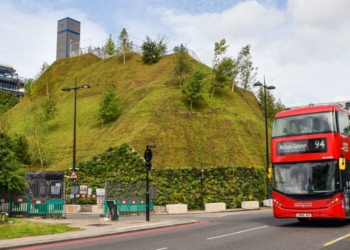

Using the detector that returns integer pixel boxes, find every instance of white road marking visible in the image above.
[155,248,168,250]
[207,225,268,240]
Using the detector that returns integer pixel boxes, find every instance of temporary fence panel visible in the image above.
[29,180,64,200]
[10,197,30,218]
[28,199,46,218]
[118,199,130,214]
[46,199,64,218]
[0,198,11,213]
[29,180,48,199]
[104,199,154,215]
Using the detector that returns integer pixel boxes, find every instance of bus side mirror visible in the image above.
[339,158,346,170]
[267,167,272,179]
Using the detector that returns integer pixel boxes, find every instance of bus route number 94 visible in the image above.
[314,140,325,148]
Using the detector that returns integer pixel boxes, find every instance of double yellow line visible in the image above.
[324,233,350,246]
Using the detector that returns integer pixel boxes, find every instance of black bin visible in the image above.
[107,200,119,221]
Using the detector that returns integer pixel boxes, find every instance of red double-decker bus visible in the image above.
[271,102,350,221]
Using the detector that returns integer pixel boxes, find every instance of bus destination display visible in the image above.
[277,138,327,156]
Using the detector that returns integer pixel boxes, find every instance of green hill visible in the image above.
[7,52,267,171]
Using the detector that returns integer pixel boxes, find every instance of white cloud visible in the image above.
[156,0,350,106]
[0,1,107,78]
[1,0,350,107]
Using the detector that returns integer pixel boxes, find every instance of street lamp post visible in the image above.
[62,77,90,204]
[254,78,275,200]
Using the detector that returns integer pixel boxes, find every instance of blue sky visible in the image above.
[1,0,350,107]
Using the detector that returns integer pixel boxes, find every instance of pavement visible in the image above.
[0,208,263,249]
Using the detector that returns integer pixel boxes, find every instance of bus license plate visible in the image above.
[296,213,311,218]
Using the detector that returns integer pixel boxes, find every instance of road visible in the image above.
[19,210,350,250]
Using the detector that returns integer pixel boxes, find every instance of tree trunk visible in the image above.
[34,124,44,168]
[211,87,215,98]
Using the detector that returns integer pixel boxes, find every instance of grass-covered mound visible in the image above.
[7,52,267,170]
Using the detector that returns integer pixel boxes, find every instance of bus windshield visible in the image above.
[272,112,334,137]
[273,161,340,194]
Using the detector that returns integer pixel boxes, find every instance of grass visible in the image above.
[0,218,81,239]
[6,52,269,171]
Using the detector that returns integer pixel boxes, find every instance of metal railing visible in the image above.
[70,45,201,63]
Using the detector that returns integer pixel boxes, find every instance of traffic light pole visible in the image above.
[144,145,156,222]
[146,168,150,222]
[201,164,204,211]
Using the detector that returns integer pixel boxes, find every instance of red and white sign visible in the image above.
[70,170,78,179]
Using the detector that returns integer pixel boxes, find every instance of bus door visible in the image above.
[344,185,350,217]
[342,165,350,217]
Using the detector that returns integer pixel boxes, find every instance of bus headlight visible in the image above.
[274,198,282,207]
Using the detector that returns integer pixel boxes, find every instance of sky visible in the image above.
[1,0,350,107]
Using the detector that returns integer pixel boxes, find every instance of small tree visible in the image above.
[118,28,131,53]
[156,35,168,56]
[181,69,207,110]
[223,58,239,93]
[141,35,167,64]
[173,49,192,87]
[34,62,49,80]
[141,36,160,64]
[236,45,257,91]
[104,34,116,56]
[0,111,10,134]
[210,39,230,98]
[274,98,286,115]
[11,133,31,165]
[0,133,27,194]
[257,87,284,123]
[99,87,119,128]
[26,110,50,167]
[0,91,19,114]
[0,92,18,134]
[22,78,51,168]
[24,78,35,101]
[41,94,58,123]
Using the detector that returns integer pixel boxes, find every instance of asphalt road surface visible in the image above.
[18,210,350,250]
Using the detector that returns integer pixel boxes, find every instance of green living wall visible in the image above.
[66,143,267,209]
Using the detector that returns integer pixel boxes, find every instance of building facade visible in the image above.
[0,63,24,97]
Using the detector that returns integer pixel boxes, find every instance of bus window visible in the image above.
[337,111,350,135]
[274,161,339,194]
[272,112,334,137]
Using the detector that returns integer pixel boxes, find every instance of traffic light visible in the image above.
[144,148,152,163]
[144,145,156,171]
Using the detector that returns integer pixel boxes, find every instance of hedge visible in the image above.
[65,143,267,209]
